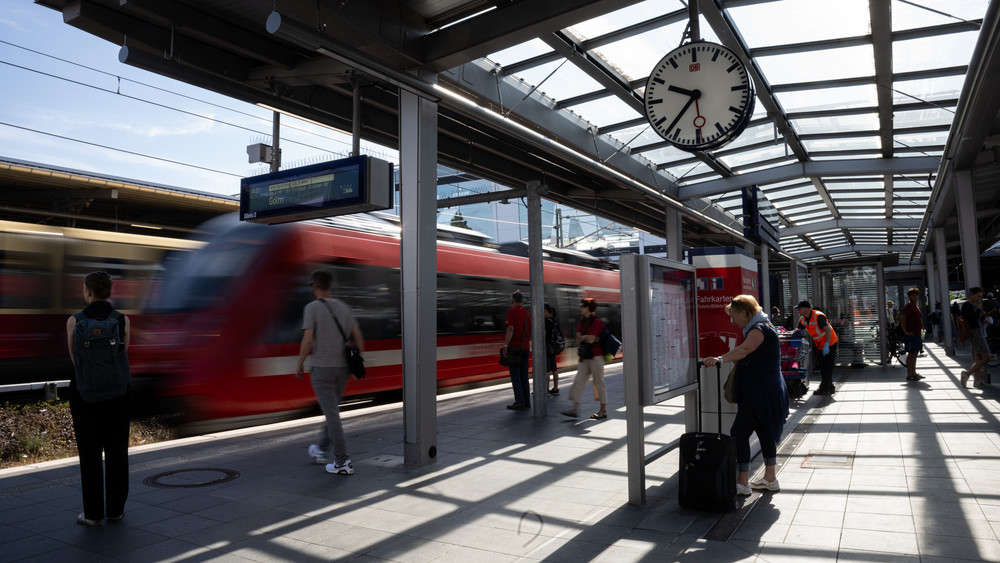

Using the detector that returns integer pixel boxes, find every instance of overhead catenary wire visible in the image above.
[0,39,350,147]
[0,59,337,156]
[0,121,243,177]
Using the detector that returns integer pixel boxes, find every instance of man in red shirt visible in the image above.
[503,290,531,410]
[900,287,924,381]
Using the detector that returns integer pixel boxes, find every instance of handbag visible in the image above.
[319,299,366,379]
[499,346,522,367]
[722,364,737,404]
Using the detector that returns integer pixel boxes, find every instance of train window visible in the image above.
[453,275,511,334]
[0,249,54,309]
[329,262,401,341]
[437,273,460,335]
[63,253,166,311]
[146,225,273,313]
[261,272,314,345]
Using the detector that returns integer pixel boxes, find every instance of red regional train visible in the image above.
[133,212,622,430]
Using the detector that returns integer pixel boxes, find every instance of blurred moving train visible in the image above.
[0,219,202,389]
[1,213,622,429]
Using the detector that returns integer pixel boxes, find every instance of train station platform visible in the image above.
[3,342,1000,562]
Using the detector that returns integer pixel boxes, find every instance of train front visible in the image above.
[131,218,315,428]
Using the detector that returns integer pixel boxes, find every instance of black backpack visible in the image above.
[551,318,566,354]
[72,311,130,402]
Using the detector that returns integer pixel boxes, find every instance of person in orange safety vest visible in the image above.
[796,300,838,396]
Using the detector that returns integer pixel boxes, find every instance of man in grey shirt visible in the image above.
[296,269,365,475]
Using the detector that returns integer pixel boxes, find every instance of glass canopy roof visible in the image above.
[481,0,987,264]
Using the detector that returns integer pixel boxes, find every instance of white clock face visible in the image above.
[644,42,755,152]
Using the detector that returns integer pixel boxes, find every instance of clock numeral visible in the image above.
[671,129,680,140]
[712,49,720,62]
[715,123,725,135]
[647,99,663,106]
[654,116,667,127]
[731,84,747,91]
[696,129,703,144]
[729,106,742,114]
[652,77,665,85]
[691,49,697,63]
[668,58,678,69]
[726,62,741,73]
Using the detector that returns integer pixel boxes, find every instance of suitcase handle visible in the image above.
[696,360,724,434]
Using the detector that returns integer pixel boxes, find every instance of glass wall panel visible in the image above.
[818,264,881,367]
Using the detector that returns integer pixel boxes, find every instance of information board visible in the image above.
[621,254,699,406]
[240,155,393,224]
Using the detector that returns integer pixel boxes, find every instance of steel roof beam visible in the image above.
[787,100,957,121]
[420,0,643,72]
[498,8,688,77]
[680,156,940,199]
[698,0,809,162]
[118,0,299,68]
[64,1,252,81]
[541,31,644,115]
[772,66,968,93]
[781,218,921,238]
[748,21,981,58]
[795,244,911,260]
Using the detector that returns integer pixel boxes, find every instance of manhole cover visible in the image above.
[801,450,855,469]
[143,468,240,488]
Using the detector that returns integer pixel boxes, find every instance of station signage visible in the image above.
[240,155,393,224]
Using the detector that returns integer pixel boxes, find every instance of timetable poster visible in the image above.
[649,264,697,395]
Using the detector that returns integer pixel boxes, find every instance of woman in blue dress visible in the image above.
[704,294,789,497]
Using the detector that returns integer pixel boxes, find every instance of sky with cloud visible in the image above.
[0,3,388,198]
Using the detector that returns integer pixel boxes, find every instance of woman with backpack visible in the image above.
[544,304,565,395]
[562,298,607,420]
[66,271,131,526]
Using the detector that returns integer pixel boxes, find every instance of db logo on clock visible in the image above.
[689,63,701,72]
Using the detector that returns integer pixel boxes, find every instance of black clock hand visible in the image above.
[665,95,696,134]
[668,85,697,97]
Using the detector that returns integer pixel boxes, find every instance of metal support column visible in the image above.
[622,254,644,506]
[955,171,981,289]
[760,246,770,314]
[527,180,547,417]
[789,261,800,307]
[663,206,695,452]
[350,74,362,157]
[270,111,281,173]
[876,259,887,365]
[934,229,953,355]
[665,207,682,261]
[811,265,821,307]
[926,250,938,343]
[400,80,438,468]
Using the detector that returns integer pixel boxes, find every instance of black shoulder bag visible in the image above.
[319,299,366,379]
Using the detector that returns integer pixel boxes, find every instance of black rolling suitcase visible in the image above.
[678,361,738,512]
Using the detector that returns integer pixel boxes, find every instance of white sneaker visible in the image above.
[307,444,329,464]
[960,371,970,388]
[77,513,100,526]
[750,478,780,492]
[736,483,752,496]
[326,460,354,475]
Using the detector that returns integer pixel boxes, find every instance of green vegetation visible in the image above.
[0,399,176,469]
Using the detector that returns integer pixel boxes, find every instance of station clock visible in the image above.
[643,41,755,152]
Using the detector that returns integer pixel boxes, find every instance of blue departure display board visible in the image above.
[240,155,393,224]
